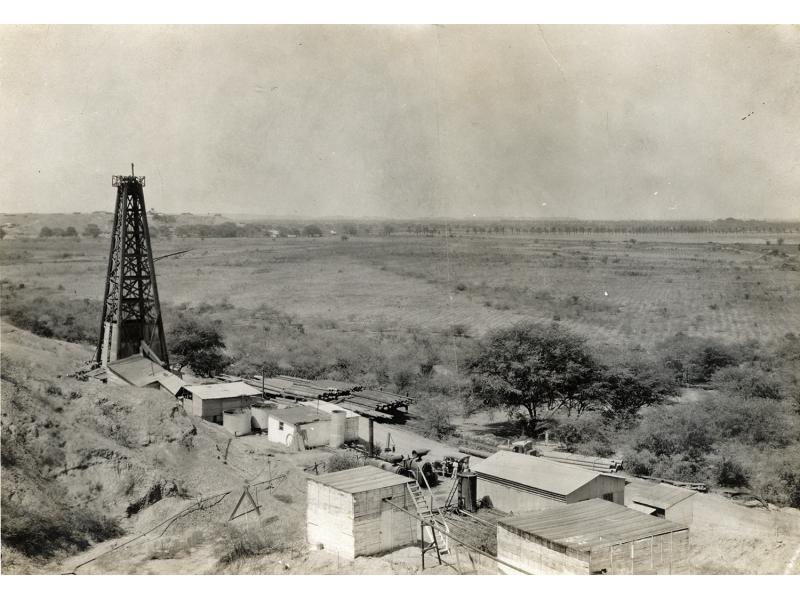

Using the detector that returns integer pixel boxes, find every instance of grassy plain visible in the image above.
[2,231,799,352]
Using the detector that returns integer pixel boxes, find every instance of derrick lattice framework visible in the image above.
[95,165,169,368]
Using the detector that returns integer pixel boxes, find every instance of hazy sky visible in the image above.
[1,25,798,219]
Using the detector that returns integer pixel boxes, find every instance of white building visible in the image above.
[307,466,418,559]
[267,406,331,448]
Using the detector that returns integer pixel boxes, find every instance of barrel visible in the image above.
[329,410,346,448]
[458,471,478,512]
[223,408,251,437]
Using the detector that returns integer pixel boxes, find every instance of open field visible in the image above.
[2,230,799,353]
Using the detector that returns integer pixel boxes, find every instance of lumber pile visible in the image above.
[537,450,622,473]
[224,373,414,418]
[328,390,413,418]
[637,474,708,493]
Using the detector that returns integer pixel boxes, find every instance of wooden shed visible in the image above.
[497,499,690,575]
[267,406,331,448]
[307,466,418,559]
[106,354,183,393]
[473,451,625,514]
[624,480,696,525]
[179,382,261,423]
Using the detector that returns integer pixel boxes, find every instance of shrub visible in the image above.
[326,453,362,473]
[710,365,784,400]
[704,396,792,448]
[657,334,742,384]
[714,456,750,487]
[1,499,123,558]
[417,396,455,439]
[631,404,715,459]
[623,448,658,476]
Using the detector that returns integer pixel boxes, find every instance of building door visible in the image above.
[379,502,395,552]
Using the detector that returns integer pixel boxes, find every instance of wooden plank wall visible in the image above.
[352,483,417,557]
[478,478,563,514]
[497,526,590,575]
[567,476,626,505]
[589,529,691,574]
[307,480,356,558]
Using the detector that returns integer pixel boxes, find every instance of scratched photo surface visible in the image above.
[0,25,799,576]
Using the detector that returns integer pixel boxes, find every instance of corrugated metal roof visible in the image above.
[472,451,605,496]
[498,499,687,552]
[153,370,185,395]
[629,503,658,515]
[270,406,331,426]
[107,355,168,387]
[626,481,696,510]
[311,465,412,494]
[184,381,261,400]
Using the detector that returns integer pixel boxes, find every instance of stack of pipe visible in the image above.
[537,450,622,473]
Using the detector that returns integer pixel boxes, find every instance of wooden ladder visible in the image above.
[407,481,449,558]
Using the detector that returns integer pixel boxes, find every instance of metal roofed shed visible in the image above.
[624,480,696,525]
[496,498,690,575]
[180,381,262,424]
[107,354,178,389]
[472,451,625,514]
[267,406,331,449]
[153,370,185,395]
[307,466,418,559]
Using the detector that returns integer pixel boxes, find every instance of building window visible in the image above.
[602,493,614,502]
[279,422,284,431]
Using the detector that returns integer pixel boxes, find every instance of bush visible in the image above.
[704,396,792,448]
[417,396,455,439]
[0,499,123,558]
[714,456,750,487]
[631,404,715,459]
[657,334,742,384]
[753,453,800,508]
[710,365,784,400]
[326,453,362,473]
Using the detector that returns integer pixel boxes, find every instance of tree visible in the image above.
[83,223,101,238]
[0,227,6,240]
[468,323,600,435]
[39,226,54,238]
[710,365,784,400]
[168,317,231,377]
[303,224,323,237]
[597,359,676,419]
[64,226,78,237]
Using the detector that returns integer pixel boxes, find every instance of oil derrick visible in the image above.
[95,164,169,368]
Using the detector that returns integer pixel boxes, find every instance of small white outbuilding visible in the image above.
[307,466,418,559]
[267,406,331,448]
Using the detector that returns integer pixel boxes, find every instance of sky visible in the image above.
[1,25,798,219]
